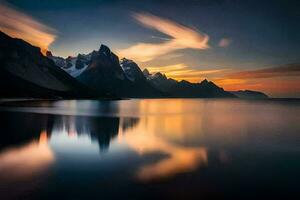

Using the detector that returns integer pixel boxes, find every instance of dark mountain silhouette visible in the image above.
[74,45,162,97]
[0,108,139,153]
[143,70,235,98]
[230,90,268,99]
[0,31,103,98]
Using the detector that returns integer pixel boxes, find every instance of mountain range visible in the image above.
[0,31,268,99]
[0,31,102,98]
[143,70,235,98]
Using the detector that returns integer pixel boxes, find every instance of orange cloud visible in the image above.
[147,63,187,74]
[214,78,247,86]
[117,12,209,62]
[0,3,56,54]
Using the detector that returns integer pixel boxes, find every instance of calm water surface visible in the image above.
[0,99,299,199]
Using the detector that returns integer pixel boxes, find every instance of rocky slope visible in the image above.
[0,31,101,98]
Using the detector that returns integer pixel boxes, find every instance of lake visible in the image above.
[0,99,299,199]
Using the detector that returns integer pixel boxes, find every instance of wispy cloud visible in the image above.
[0,3,56,54]
[227,63,300,79]
[213,63,300,97]
[218,38,231,47]
[147,63,187,74]
[117,12,209,62]
[147,63,227,82]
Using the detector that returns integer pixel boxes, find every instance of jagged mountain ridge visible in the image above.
[48,45,163,98]
[143,70,235,98]
[0,31,103,98]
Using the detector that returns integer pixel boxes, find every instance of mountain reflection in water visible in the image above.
[0,99,299,199]
[0,99,207,180]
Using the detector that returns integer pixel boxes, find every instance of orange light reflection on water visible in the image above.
[121,100,208,181]
[0,130,54,181]
[124,130,207,181]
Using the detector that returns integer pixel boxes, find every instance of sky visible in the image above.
[0,0,300,97]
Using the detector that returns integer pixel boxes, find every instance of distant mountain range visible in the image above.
[143,70,235,98]
[229,90,268,99]
[0,31,268,99]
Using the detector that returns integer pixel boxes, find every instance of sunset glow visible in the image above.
[147,63,227,82]
[1,1,300,199]
[0,0,299,97]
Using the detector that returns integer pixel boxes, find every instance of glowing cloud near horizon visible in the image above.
[117,12,209,62]
[147,63,227,82]
[0,4,56,54]
[213,64,300,97]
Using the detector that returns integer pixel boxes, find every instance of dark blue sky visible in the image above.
[5,0,299,63]
[1,0,300,96]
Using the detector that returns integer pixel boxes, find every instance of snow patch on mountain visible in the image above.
[47,51,91,77]
[120,58,136,81]
[63,63,89,77]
